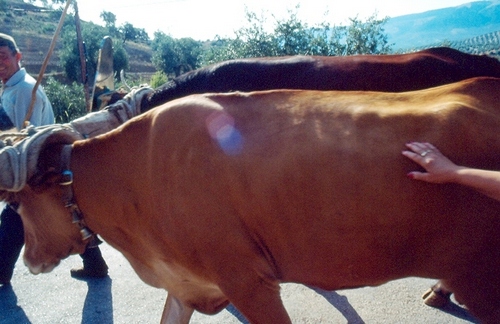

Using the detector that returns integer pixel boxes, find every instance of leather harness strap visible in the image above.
[59,144,99,246]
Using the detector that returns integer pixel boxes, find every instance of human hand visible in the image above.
[402,142,462,183]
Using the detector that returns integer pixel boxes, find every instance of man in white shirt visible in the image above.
[0,33,108,285]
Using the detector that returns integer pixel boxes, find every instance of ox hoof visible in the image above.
[422,287,451,308]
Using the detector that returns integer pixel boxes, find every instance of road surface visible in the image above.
[0,242,479,324]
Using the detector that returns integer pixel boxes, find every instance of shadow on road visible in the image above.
[314,287,479,324]
[226,304,249,323]
[81,277,113,324]
[439,301,478,323]
[0,283,31,324]
[223,288,365,324]
[313,288,366,323]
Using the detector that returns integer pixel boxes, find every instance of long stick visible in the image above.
[74,1,91,112]
[23,0,73,129]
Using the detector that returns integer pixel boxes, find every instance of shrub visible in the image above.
[149,71,168,88]
[43,77,87,123]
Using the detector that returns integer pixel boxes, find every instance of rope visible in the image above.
[0,124,82,191]
[68,85,153,137]
[0,146,25,192]
[23,0,73,129]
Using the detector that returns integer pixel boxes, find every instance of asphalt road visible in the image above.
[0,242,479,324]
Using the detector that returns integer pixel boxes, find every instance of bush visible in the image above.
[43,77,87,123]
[149,71,168,88]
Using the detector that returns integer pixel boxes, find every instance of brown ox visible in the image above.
[1,77,500,323]
[140,47,500,111]
[108,47,500,308]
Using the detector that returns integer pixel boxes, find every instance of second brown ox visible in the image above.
[1,77,500,323]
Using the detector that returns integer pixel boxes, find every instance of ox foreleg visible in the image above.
[160,294,194,324]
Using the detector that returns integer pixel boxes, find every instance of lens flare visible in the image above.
[206,111,243,155]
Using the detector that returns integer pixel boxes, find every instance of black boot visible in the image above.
[70,245,108,279]
[0,205,24,285]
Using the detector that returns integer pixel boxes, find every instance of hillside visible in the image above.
[2,0,500,82]
[386,1,500,50]
[0,0,154,81]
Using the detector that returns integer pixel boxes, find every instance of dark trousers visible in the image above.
[0,205,24,282]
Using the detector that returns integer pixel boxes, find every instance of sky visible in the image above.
[68,0,477,41]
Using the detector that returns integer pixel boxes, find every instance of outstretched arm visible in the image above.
[402,142,500,202]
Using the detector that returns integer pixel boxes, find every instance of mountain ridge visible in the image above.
[386,1,500,49]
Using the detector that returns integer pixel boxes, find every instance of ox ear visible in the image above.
[28,142,68,191]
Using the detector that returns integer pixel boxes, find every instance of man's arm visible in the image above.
[12,85,47,129]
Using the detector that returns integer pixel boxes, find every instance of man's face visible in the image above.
[0,46,21,84]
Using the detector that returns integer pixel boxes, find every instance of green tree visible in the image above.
[151,32,202,76]
[272,7,316,55]
[135,28,150,44]
[113,45,129,81]
[234,9,276,57]
[117,22,150,44]
[119,22,137,43]
[200,7,392,65]
[200,37,244,66]
[60,22,129,84]
[100,11,116,28]
[342,14,392,55]
[100,10,119,37]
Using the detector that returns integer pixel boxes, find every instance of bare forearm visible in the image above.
[453,167,500,202]
[403,142,500,202]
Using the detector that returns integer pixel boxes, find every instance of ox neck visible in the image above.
[60,144,99,247]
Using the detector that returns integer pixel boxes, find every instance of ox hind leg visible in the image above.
[160,294,194,324]
[444,270,500,324]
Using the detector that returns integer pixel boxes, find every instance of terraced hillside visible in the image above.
[0,0,154,82]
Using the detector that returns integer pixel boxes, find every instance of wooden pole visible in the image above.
[74,1,91,112]
[23,0,73,128]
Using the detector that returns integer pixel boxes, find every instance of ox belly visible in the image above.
[70,80,500,323]
[130,254,228,314]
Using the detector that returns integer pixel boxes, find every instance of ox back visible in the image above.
[141,47,500,111]
[15,78,500,323]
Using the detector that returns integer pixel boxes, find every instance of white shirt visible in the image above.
[0,68,54,130]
